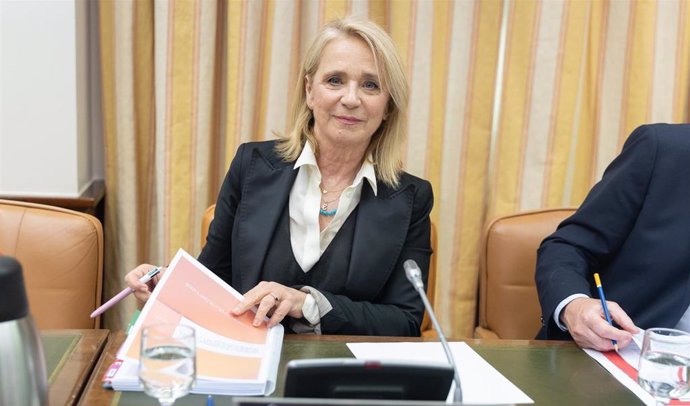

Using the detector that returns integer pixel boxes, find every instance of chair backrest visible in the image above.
[201,204,437,336]
[475,208,576,339]
[200,204,216,248]
[420,222,437,336]
[0,199,103,329]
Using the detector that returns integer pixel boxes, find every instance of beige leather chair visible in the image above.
[475,208,576,339]
[421,222,437,337]
[200,204,216,248]
[0,199,103,329]
[201,204,438,336]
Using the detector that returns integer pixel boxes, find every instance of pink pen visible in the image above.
[90,267,161,318]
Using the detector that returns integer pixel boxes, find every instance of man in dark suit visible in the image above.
[536,123,690,350]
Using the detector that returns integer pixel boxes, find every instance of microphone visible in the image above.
[404,259,462,403]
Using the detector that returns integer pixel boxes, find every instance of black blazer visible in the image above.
[198,141,434,336]
[536,124,690,340]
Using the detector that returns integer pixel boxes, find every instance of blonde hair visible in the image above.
[275,17,409,187]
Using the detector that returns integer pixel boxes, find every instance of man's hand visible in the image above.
[562,297,639,350]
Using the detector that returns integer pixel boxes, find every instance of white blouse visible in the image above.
[287,142,377,331]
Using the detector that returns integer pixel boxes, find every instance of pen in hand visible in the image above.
[593,273,618,351]
[90,267,161,318]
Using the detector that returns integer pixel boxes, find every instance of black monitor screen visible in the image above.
[282,358,454,401]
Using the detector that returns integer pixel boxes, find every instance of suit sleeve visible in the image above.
[197,143,247,283]
[318,179,434,336]
[535,125,659,338]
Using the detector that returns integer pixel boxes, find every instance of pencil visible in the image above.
[593,273,618,351]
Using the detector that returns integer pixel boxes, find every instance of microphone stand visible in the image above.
[405,260,462,403]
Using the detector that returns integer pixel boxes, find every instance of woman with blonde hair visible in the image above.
[126,17,433,336]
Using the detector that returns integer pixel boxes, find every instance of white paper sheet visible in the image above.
[347,341,533,405]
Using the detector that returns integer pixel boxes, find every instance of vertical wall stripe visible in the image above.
[299,2,320,58]
[113,0,139,327]
[620,1,655,146]
[520,1,562,211]
[425,0,453,221]
[436,0,476,333]
[512,1,541,211]
[651,0,677,123]
[486,0,509,211]
[98,0,120,326]
[488,0,516,216]
[674,0,690,121]
[405,1,432,176]
[545,1,589,207]
[263,1,295,138]
[113,0,137,269]
[569,0,606,203]
[491,0,539,215]
[285,2,303,136]
[237,2,263,146]
[253,2,272,141]
[167,0,196,258]
[132,0,155,260]
[451,0,502,337]
[387,1,414,167]
[351,0,369,19]
[151,0,169,263]
[614,1,636,149]
[322,0,350,23]
[388,1,413,83]
[223,0,244,166]
[368,0,385,26]
[193,0,219,241]
[209,0,226,194]
[673,0,690,123]
[317,0,325,27]
[162,1,175,260]
[187,0,201,251]
[594,1,629,180]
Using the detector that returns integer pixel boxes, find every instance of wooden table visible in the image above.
[77,332,643,406]
[42,329,109,406]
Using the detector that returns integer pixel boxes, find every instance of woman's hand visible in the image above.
[123,264,166,307]
[232,281,307,327]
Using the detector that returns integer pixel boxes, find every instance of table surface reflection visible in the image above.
[43,329,109,406]
[75,332,643,406]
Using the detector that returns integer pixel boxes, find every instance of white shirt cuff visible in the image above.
[288,287,333,335]
[301,291,320,325]
[554,293,589,331]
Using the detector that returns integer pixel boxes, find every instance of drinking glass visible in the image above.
[139,324,196,406]
[638,328,690,406]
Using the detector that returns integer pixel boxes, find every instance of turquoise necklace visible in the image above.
[319,208,337,217]
[319,183,346,217]
[319,195,339,216]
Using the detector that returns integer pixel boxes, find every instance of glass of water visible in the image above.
[139,324,196,406]
[638,328,690,406]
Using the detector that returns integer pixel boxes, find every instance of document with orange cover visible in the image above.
[108,249,284,396]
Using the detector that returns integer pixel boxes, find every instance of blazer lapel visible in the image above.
[348,182,412,298]
[234,147,296,292]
